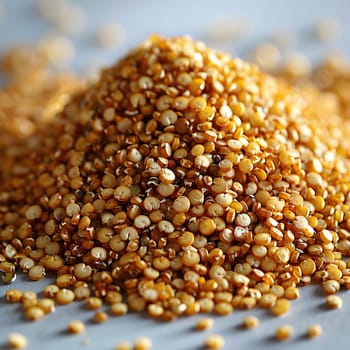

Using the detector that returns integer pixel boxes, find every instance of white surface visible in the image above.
[1,1,350,349]
[1,274,350,350]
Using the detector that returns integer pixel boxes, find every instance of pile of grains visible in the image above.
[2,36,350,331]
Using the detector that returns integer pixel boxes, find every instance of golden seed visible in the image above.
[67,320,85,334]
[86,297,103,310]
[26,306,45,321]
[242,316,259,329]
[323,280,340,295]
[196,317,214,331]
[134,336,152,350]
[306,324,322,339]
[93,311,108,323]
[275,325,293,341]
[37,298,55,314]
[56,289,75,305]
[325,295,342,309]
[204,334,225,349]
[7,333,27,349]
[43,284,60,298]
[214,302,233,316]
[6,289,23,303]
[114,341,132,350]
[271,298,290,316]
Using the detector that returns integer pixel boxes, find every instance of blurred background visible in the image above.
[0,0,349,78]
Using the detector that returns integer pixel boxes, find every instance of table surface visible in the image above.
[1,1,350,349]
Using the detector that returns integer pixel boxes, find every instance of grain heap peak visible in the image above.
[2,36,350,319]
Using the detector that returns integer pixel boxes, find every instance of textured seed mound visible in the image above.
[2,36,350,319]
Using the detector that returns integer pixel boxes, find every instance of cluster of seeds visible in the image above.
[1,36,350,347]
[0,45,82,187]
[0,46,81,138]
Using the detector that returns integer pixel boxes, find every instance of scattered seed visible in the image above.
[325,295,343,309]
[306,324,322,339]
[26,306,45,321]
[196,317,214,331]
[204,334,225,349]
[93,311,108,323]
[7,332,27,349]
[275,325,293,341]
[134,336,152,350]
[114,341,132,350]
[242,316,259,329]
[67,320,85,334]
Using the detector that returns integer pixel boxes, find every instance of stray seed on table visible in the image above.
[93,311,108,323]
[204,334,225,349]
[325,295,342,309]
[242,316,259,329]
[134,336,152,350]
[67,320,85,334]
[275,325,293,341]
[196,317,214,331]
[7,332,27,349]
[114,341,132,350]
[306,324,322,338]
[26,306,45,321]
